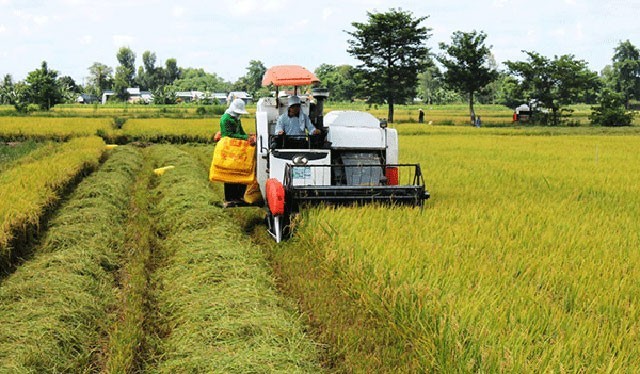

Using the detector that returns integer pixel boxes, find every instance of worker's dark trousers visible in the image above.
[224,183,246,202]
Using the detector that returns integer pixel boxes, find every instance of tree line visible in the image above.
[0,8,638,126]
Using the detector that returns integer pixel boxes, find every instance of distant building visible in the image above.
[212,93,228,105]
[176,91,205,103]
[227,91,253,104]
[99,88,154,104]
[126,88,153,104]
[176,91,229,104]
[101,90,115,104]
[76,94,98,104]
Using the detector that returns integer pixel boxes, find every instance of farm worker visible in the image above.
[475,115,482,128]
[275,95,320,136]
[220,98,255,143]
[418,108,425,123]
[219,98,255,207]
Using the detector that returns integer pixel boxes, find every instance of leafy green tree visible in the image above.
[493,73,523,109]
[314,64,359,101]
[114,46,136,100]
[600,65,616,90]
[170,68,231,93]
[233,60,267,96]
[346,8,431,122]
[438,30,499,123]
[58,76,82,103]
[611,40,640,108]
[86,62,113,97]
[416,64,464,104]
[505,51,599,125]
[590,88,635,126]
[20,61,64,110]
[12,82,31,112]
[58,76,81,94]
[0,74,14,104]
[164,58,181,85]
[475,53,502,104]
[153,85,177,104]
[137,50,164,91]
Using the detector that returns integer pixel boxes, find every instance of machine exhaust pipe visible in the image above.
[311,87,329,128]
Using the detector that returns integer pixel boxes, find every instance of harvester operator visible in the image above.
[275,95,320,136]
[219,98,255,207]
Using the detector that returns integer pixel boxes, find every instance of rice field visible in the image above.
[0,136,105,272]
[263,130,640,372]
[0,111,639,372]
[0,142,320,372]
[0,117,111,141]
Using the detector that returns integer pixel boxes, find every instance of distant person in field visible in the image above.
[218,98,255,207]
[275,95,320,136]
[418,108,425,124]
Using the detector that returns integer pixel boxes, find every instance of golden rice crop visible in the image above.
[0,117,111,141]
[0,136,105,268]
[280,129,640,372]
[105,117,258,143]
[123,118,217,141]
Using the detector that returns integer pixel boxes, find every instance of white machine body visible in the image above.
[255,98,398,197]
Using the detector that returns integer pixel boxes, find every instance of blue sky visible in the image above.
[1,0,638,85]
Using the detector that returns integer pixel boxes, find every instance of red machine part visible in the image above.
[385,167,399,185]
[266,178,286,215]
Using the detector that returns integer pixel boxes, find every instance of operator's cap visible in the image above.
[288,95,301,107]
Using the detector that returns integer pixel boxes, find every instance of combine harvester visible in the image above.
[253,65,430,242]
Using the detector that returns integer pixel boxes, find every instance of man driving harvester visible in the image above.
[275,95,320,136]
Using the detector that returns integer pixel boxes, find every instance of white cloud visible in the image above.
[294,19,309,28]
[227,0,286,16]
[259,37,278,48]
[172,6,185,18]
[564,0,577,4]
[33,15,48,26]
[492,0,510,7]
[12,10,49,26]
[322,7,334,20]
[551,28,566,38]
[574,22,584,40]
[79,35,92,45]
[112,34,134,47]
[0,25,6,34]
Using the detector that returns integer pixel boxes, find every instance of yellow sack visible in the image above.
[209,137,256,184]
[243,180,263,204]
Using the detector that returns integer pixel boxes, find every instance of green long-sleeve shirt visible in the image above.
[219,113,248,140]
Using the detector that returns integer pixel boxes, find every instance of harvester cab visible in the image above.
[255,65,430,242]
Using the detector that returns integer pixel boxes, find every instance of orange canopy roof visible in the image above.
[261,65,320,87]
